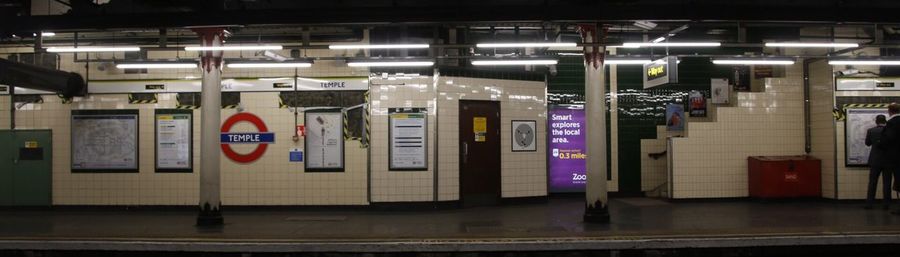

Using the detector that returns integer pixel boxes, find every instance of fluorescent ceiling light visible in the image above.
[47,46,141,52]
[184,45,283,51]
[471,59,558,66]
[621,42,721,48]
[828,60,900,66]
[766,42,859,48]
[476,42,577,48]
[651,37,666,43]
[712,58,795,65]
[116,62,197,69]
[329,44,430,50]
[41,32,55,37]
[605,58,652,65]
[346,61,434,67]
[226,62,312,68]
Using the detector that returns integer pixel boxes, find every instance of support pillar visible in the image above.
[195,27,225,226]
[579,24,610,223]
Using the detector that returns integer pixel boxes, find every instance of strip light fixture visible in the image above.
[346,60,434,67]
[471,59,558,66]
[40,32,56,37]
[329,44,430,50]
[116,61,198,69]
[47,46,141,52]
[712,58,795,65]
[184,45,283,51]
[766,42,859,48]
[227,61,312,68]
[605,57,652,65]
[828,59,900,66]
[621,42,721,48]
[476,42,577,48]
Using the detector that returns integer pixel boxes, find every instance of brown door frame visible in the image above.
[458,100,502,206]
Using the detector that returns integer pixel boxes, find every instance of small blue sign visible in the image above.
[221,132,275,144]
[289,150,304,162]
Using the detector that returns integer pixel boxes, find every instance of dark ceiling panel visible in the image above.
[3,0,900,33]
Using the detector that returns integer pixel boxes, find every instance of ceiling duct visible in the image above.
[0,58,86,97]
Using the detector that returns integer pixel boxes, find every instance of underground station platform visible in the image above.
[2,198,900,256]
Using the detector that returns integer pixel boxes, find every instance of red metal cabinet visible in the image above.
[748,156,821,198]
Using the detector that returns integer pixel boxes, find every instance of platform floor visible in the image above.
[1,197,900,253]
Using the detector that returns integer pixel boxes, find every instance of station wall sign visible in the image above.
[643,56,679,89]
[220,112,275,163]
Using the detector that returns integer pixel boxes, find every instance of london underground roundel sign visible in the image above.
[220,112,275,163]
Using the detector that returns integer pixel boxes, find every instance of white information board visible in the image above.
[71,110,139,172]
[155,110,192,172]
[846,108,889,167]
[305,111,344,171]
[389,111,428,170]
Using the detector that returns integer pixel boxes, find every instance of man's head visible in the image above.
[890,103,900,116]
[877,115,887,125]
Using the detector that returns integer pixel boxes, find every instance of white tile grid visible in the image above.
[436,77,548,199]
[4,62,370,205]
[670,64,806,199]
[369,78,437,202]
[831,71,900,199]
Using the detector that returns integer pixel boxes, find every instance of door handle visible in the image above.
[462,142,468,164]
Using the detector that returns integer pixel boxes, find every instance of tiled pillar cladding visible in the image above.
[670,63,806,199]
[807,59,837,199]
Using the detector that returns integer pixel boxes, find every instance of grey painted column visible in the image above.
[195,27,225,226]
[579,24,610,223]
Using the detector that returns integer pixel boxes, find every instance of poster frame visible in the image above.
[388,108,428,171]
[511,120,537,152]
[154,109,193,173]
[844,107,889,167]
[70,109,140,173]
[304,108,345,172]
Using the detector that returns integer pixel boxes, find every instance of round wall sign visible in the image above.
[220,112,275,163]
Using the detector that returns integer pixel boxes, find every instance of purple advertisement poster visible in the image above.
[548,106,586,193]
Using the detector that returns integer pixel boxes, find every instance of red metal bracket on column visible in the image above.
[577,24,608,69]
[192,27,226,73]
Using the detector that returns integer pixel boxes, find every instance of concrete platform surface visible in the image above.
[1,197,899,253]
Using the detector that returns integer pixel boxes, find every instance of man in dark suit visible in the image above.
[865,115,889,209]
[881,103,900,214]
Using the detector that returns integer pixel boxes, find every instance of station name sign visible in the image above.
[221,132,275,144]
[643,56,679,89]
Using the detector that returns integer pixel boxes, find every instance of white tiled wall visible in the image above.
[669,63,807,199]
[368,76,437,202]
[833,90,900,199]
[640,126,668,193]
[368,74,548,202]
[0,45,372,206]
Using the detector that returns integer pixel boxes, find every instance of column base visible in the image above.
[196,203,224,227]
[584,200,611,223]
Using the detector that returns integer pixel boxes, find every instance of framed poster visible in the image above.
[155,109,193,173]
[548,106,586,193]
[665,103,685,131]
[388,108,428,171]
[688,91,707,117]
[304,109,344,172]
[511,120,537,152]
[711,78,730,104]
[845,108,889,167]
[71,109,139,172]
[732,66,751,92]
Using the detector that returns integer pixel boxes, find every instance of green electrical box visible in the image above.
[0,130,52,206]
